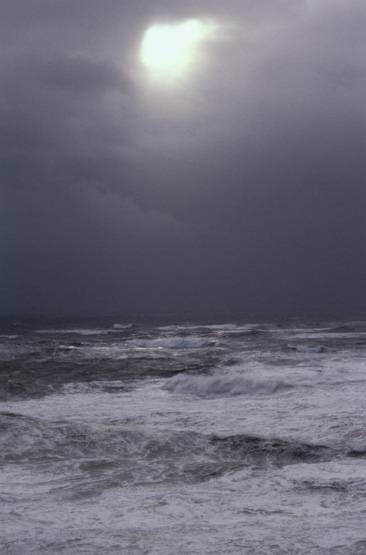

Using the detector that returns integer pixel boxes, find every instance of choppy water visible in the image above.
[1,319,366,554]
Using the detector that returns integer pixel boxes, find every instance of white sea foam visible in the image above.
[164,373,291,398]
[282,460,366,491]
[62,380,127,394]
[2,319,366,554]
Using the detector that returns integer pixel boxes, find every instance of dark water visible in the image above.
[1,319,366,553]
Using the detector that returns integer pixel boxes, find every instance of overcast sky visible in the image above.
[1,0,365,319]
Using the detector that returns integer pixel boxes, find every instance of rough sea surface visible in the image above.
[1,319,366,554]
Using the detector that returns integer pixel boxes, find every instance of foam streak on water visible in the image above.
[1,319,366,554]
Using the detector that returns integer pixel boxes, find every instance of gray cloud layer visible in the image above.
[1,0,365,318]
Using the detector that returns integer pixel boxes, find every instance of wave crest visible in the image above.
[164,373,291,398]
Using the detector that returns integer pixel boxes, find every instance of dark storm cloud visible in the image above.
[1,0,365,317]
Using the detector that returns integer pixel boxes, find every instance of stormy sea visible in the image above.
[1,319,366,554]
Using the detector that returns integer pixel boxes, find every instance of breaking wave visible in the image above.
[0,412,334,476]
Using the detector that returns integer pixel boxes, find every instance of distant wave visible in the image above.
[329,325,357,333]
[35,326,132,336]
[287,344,326,354]
[127,336,213,350]
[157,324,268,338]
[164,373,291,398]
[35,328,111,335]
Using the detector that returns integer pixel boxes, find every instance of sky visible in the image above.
[1,0,365,319]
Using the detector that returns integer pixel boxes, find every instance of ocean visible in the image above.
[1,319,366,554]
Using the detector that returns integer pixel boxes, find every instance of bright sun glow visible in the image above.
[140,19,211,81]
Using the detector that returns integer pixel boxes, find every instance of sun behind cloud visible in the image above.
[140,19,214,82]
